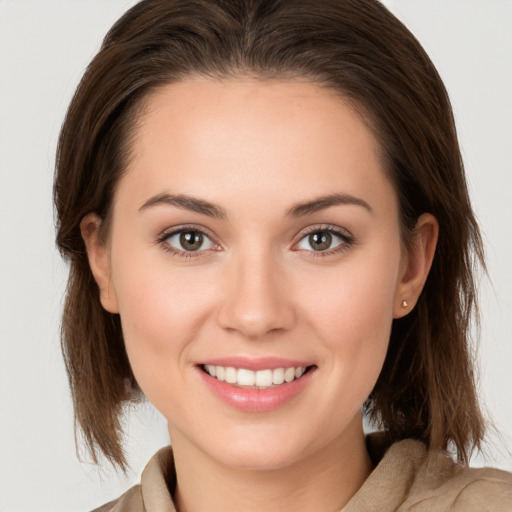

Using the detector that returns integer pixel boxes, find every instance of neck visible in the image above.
[170,415,372,512]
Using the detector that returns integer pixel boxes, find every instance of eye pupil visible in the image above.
[309,231,332,251]
[180,231,203,251]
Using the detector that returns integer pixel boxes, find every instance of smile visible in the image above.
[198,361,316,412]
[203,365,308,389]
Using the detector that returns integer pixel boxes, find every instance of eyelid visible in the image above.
[297,223,353,238]
[294,224,354,244]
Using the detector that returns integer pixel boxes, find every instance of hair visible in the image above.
[54,0,485,470]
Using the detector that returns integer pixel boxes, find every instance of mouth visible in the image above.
[201,364,314,390]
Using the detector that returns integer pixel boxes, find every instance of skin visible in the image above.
[82,79,438,512]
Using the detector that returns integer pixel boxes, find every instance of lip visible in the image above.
[197,360,316,412]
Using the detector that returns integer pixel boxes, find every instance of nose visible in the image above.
[217,249,296,340]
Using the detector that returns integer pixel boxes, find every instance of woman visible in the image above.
[54,0,512,510]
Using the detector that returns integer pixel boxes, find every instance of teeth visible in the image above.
[216,366,226,381]
[284,367,295,383]
[225,367,237,384]
[237,368,255,386]
[204,365,307,388]
[255,369,273,387]
[273,368,285,385]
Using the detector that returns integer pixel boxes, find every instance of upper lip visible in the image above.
[198,356,314,371]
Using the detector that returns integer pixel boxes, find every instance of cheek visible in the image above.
[306,252,399,335]
[117,271,208,344]
[110,247,217,390]
[300,246,400,393]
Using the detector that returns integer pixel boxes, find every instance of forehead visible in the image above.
[117,78,394,216]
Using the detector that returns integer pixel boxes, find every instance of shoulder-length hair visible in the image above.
[54,0,485,469]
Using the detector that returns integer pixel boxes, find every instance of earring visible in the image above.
[401,299,408,309]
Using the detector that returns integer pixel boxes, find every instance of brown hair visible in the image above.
[54,0,485,469]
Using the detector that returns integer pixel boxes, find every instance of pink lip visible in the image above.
[197,363,316,413]
[199,356,312,371]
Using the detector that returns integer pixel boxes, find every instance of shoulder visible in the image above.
[90,484,143,512]
[403,453,512,512]
[345,434,512,512]
[89,446,176,512]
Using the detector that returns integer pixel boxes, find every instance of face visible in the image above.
[88,79,417,470]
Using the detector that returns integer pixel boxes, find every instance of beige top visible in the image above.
[93,434,512,512]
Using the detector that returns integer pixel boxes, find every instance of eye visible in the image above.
[161,228,215,254]
[295,227,352,254]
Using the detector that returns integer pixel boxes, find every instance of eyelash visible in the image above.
[156,224,355,259]
[297,224,355,258]
[156,224,218,259]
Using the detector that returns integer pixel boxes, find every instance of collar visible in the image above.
[139,433,428,512]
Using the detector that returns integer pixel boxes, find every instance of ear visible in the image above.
[80,213,119,314]
[393,213,439,318]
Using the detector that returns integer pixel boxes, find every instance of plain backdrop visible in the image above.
[0,1,511,511]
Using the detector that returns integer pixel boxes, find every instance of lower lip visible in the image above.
[198,367,315,412]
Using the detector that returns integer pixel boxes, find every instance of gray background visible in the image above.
[1,1,511,510]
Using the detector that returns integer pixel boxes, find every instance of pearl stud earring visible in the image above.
[401,300,408,308]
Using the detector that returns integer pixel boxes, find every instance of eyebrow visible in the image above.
[139,192,373,218]
[286,193,373,217]
[139,193,227,218]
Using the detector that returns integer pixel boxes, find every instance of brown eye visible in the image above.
[308,231,332,251]
[296,228,349,253]
[164,229,214,253]
[180,231,204,251]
